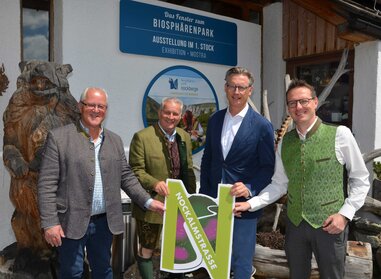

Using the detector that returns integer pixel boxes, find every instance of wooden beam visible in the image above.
[290,0,347,26]
[337,22,376,42]
[217,0,264,12]
[22,0,50,11]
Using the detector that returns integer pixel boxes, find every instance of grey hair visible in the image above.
[80,87,109,103]
[160,97,184,112]
[224,66,254,86]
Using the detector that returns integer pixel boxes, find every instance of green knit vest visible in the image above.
[281,120,344,228]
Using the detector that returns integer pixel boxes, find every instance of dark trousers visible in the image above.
[285,217,348,279]
[58,214,113,279]
[231,217,257,279]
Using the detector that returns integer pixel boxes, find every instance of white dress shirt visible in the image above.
[221,104,249,159]
[247,119,370,221]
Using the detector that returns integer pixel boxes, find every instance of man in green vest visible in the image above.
[234,79,370,279]
[129,97,196,279]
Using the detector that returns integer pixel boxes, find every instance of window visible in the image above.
[22,0,51,61]
[287,51,354,128]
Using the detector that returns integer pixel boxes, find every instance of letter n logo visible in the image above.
[161,179,234,279]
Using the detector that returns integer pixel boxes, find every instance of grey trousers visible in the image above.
[284,217,348,279]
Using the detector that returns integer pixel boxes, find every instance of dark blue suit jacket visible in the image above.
[200,107,275,219]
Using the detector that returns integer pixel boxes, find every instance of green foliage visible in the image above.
[374,161,381,180]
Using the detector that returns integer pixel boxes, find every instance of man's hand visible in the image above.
[322,213,348,234]
[230,182,250,198]
[154,181,169,197]
[44,225,65,247]
[149,200,165,215]
[233,202,251,217]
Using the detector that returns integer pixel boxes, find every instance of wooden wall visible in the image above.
[283,0,353,60]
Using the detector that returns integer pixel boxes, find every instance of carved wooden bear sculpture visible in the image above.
[3,61,80,251]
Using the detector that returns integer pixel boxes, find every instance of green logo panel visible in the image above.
[161,179,234,279]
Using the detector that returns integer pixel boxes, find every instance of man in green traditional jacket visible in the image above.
[129,97,196,279]
[234,79,370,279]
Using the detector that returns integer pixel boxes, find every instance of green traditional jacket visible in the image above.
[129,123,196,224]
[282,118,344,228]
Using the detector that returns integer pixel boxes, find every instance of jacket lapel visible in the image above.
[225,108,254,161]
[215,109,226,160]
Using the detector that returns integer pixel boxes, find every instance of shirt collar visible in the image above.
[158,122,177,142]
[79,120,104,142]
[296,116,318,140]
[227,103,249,119]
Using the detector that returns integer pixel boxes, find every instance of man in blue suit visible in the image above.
[200,66,275,279]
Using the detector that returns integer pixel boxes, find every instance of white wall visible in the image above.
[262,2,286,129]
[353,41,381,158]
[0,0,21,250]
[58,0,262,171]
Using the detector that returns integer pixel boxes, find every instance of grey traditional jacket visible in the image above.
[38,122,150,239]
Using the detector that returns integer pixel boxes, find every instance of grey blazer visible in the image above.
[38,123,150,239]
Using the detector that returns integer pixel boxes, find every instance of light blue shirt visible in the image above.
[158,122,177,142]
[80,121,106,215]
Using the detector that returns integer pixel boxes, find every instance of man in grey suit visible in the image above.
[38,87,164,279]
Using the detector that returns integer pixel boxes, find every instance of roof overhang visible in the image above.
[332,0,381,40]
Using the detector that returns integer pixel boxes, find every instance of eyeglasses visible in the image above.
[81,101,107,111]
[225,83,251,93]
[287,97,315,108]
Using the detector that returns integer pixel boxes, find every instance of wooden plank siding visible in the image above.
[282,0,290,60]
[283,0,353,60]
[288,2,298,58]
[315,17,326,54]
[306,11,315,55]
[326,21,337,50]
[297,6,307,57]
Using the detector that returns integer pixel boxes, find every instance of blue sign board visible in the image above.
[120,0,237,66]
